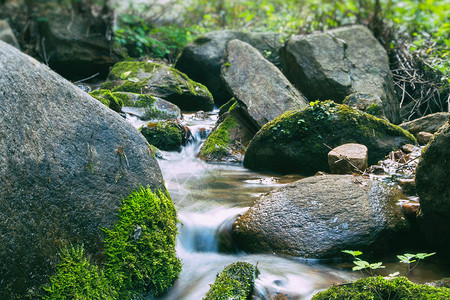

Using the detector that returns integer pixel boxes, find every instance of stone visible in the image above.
[328,143,368,174]
[140,120,190,151]
[0,19,20,49]
[244,101,416,175]
[398,179,416,195]
[343,93,386,120]
[221,39,308,127]
[415,122,450,249]
[399,112,449,135]
[174,30,284,105]
[198,99,260,163]
[115,92,182,120]
[401,144,416,153]
[280,25,400,124]
[416,131,433,145]
[0,40,165,298]
[101,61,214,112]
[232,175,409,258]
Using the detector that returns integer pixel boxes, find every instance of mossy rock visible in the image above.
[103,187,181,298]
[89,89,123,112]
[203,262,259,300]
[312,276,450,300]
[199,99,259,162]
[101,61,214,112]
[244,101,416,175]
[140,121,189,151]
[114,92,181,120]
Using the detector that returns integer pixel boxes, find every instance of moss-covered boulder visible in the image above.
[101,61,214,112]
[203,262,259,300]
[415,122,450,249]
[89,89,124,112]
[312,276,450,300]
[232,175,408,258]
[198,99,259,163]
[244,101,416,175]
[343,93,387,120]
[140,120,190,151]
[115,92,181,120]
[103,187,181,298]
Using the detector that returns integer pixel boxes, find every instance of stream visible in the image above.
[124,109,449,299]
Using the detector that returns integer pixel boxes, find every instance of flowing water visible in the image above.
[124,109,449,299]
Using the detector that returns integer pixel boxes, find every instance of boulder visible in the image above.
[221,39,308,127]
[140,120,190,151]
[115,92,182,120]
[0,40,165,298]
[399,112,449,135]
[280,25,400,124]
[415,122,450,248]
[174,30,284,105]
[244,101,416,175]
[343,93,386,119]
[0,19,20,49]
[416,131,433,145]
[101,61,214,112]
[328,143,368,174]
[198,99,260,163]
[232,175,409,258]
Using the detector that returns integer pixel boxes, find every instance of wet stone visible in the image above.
[417,131,433,145]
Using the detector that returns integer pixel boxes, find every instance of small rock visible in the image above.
[194,110,209,120]
[399,112,449,134]
[417,131,433,145]
[366,165,385,175]
[401,202,420,217]
[328,143,368,174]
[401,144,416,153]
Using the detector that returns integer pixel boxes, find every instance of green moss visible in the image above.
[219,98,237,116]
[312,276,450,300]
[245,101,416,175]
[42,245,118,300]
[103,187,181,298]
[203,262,259,300]
[140,121,185,151]
[112,92,131,106]
[199,114,237,159]
[89,89,123,112]
[366,103,382,117]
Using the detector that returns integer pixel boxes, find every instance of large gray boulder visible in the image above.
[0,41,165,298]
[101,61,214,112]
[280,25,400,124]
[174,30,284,105]
[232,175,409,258]
[415,122,450,249]
[221,39,308,127]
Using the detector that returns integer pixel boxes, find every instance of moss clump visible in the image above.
[42,245,118,300]
[312,276,450,300]
[140,121,187,151]
[244,100,416,175]
[203,262,260,300]
[199,114,237,159]
[366,103,382,117]
[112,92,131,106]
[89,89,123,112]
[103,187,181,298]
[219,98,237,116]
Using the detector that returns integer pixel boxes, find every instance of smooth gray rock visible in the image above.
[221,39,308,127]
[328,143,368,174]
[116,92,182,120]
[280,25,400,124]
[416,123,450,249]
[232,175,409,258]
[400,112,449,135]
[0,40,165,298]
[174,30,284,105]
[0,19,20,49]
